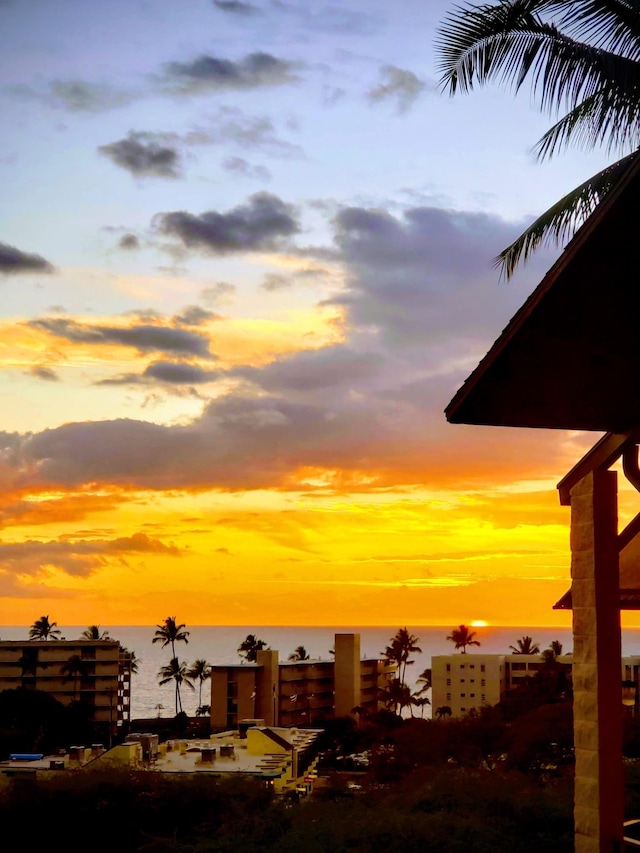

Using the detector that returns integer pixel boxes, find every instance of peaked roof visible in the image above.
[445,155,640,432]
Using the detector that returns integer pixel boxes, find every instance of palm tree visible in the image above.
[381,628,422,685]
[446,624,481,654]
[18,647,47,688]
[61,654,89,702]
[158,657,194,715]
[437,1,640,278]
[549,639,565,656]
[415,667,432,695]
[288,646,310,661]
[29,615,61,641]
[509,636,540,655]
[380,677,413,716]
[435,705,452,720]
[152,617,190,658]
[80,625,109,640]
[119,645,139,675]
[187,658,211,709]
[412,695,431,718]
[238,634,267,663]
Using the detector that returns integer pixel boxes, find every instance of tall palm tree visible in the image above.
[437,1,640,277]
[29,615,61,641]
[119,645,139,675]
[187,658,211,709]
[509,635,541,654]
[158,657,194,715]
[381,628,422,685]
[152,617,190,658]
[80,625,109,640]
[549,639,565,656]
[61,654,89,702]
[18,647,47,688]
[238,634,267,663]
[415,667,432,695]
[446,624,481,654]
[380,677,413,716]
[288,646,310,661]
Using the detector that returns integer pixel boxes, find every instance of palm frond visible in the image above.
[497,150,638,277]
[553,0,640,57]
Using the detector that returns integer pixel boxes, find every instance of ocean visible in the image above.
[4,624,640,719]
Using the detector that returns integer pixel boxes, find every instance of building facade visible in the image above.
[210,633,396,729]
[432,652,640,718]
[0,640,132,740]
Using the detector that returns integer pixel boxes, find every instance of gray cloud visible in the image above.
[162,52,298,94]
[99,132,181,178]
[213,0,260,14]
[222,156,271,181]
[368,65,429,113]
[201,281,237,306]
[28,366,59,382]
[29,317,213,358]
[8,80,139,113]
[187,108,304,159]
[119,234,140,250]
[156,192,299,255]
[0,242,54,276]
[99,360,220,386]
[0,532,180,577]
[172,306,219,326]
[262,273,290,291]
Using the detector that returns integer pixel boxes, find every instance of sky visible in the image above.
[0,0,632,628]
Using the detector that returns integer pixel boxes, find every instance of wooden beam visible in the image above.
[557,433,635,506]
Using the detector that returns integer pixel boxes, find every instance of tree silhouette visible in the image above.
[119,646,139,675]
[158,658,194,715]
[18,647,48,688]
[381,628,422,685]
[152,617,190,658]
[238,634,267,663]
[288,646,310,661]
[435,705,452,719]
[437,1,640,277]
[61,654,89,703]
[446,624,480,654]
[509,636,540,655]
[29,615,61,641]
[549,639,565,657]
[80,625,109,640]
[187,658,211,709]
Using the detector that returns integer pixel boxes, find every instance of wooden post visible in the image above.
[571,469,623,852]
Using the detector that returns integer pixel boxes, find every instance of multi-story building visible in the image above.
[0,639,132,741]
[210,633,396,729]
[432,652,640,717]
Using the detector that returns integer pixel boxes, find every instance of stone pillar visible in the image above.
[334,633,360,717]
[256,649,279,726]
[571,469,623,853]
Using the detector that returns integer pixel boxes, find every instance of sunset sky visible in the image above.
[0,0,631,627]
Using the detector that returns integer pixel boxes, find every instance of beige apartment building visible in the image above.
[432,652,640,718]
[0,639,132,741]
[210,633,396,729]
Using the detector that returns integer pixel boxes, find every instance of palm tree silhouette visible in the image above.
[61,654,89,702]
[187,659,211,710]
[381,628,422,685]
[18,647,47,688]
[152,617,190,658]
[158,658,194,715]
[29,615,61,641]
[437,1,640,277]
[509,636,540,655]
[80,625,109,640]
[288,646,310,661]
[238,634,267,663]
[446,624,480,654]
[549,639,565,657]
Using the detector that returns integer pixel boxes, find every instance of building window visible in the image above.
[480,664,485,672]
[470,664,475,669]
[81,648,96,660]
[460,693,465,698]
[446,664,451,672]
[446,678,451,686]
[461,707,466,712]
[481,694,485,701]
[481,679,485,687]
[460,678,465,683]
[470,679,475,683]
[446,693,451,701]
[470,693,475,698]
[460,664,465,669]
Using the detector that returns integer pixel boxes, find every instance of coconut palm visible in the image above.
[549,639,565,656]
[288,645,310,661]
[152,617,190,658]
[187,658,211,709]
[119,645,139,675]
[415,667,432,695]
[238,634,267,663]
[447,624,481,654]
[509,636,540,655]
[412,695,431,718]
[80,625,109,640]
[381,628,422,685]
[437,1,640,278]
[61,654,89,702]
[158,657,194,715]
[380,677,413,716]
[29,615,61,641]
[18,647,47,688]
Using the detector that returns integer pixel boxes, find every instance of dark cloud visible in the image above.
[213,0,260,14]
[29,317,213,358]
[0,532,180,577]
[119,233,139,250]
[162,52,297,94]
[8,80,139,113]
[0,242,54,276]
[156,192,299,255]
[201,281,236,306]
[368,66,430,113]
[143,361,219,384]
[172,306,219,326]
[99,132,181,178]
[28,366,59,382]
[222,156,271,181]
